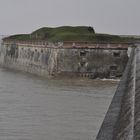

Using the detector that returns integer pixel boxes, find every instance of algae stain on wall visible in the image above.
[0,41,129,78]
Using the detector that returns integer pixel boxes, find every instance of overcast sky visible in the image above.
[0,0,140,35]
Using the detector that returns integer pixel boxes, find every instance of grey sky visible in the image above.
[0,0,140,35]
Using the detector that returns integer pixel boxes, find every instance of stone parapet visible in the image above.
[96,48,135,140]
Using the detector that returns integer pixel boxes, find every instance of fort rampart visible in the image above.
[0,40,131,78]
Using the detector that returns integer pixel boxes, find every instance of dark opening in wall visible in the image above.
[113,52,120,57]
[80,62,85,67]
[110,65,118,70]
[80,51,86,56]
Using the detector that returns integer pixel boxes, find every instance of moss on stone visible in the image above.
[3,26,136,43]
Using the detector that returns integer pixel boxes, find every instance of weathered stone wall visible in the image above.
[96,45,140,140]
[0,42,129,78]
[134,46,140,140]
[57,48,128,78]
[0,44,59,77]
[96,48,135,140]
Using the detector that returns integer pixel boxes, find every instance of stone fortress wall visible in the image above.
[96,48,135,140]
[0,40,131,78]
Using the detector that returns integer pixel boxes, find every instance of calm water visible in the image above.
[0,68,117,140]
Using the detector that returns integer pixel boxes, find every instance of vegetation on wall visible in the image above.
[3,26,137,43]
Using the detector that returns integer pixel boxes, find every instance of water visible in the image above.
[0,68,117,140]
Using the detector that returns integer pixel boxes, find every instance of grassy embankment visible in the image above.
[3,26,137,43]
